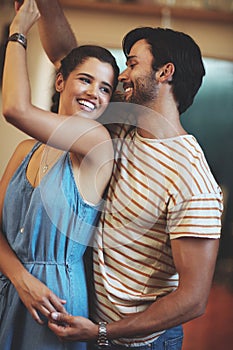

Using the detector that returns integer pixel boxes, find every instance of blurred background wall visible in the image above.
[1,0,233,175]
[0,1,233,349]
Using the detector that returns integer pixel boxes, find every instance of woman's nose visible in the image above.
[86,84,98,98]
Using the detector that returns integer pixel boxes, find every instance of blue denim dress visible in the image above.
[0,142,101,350]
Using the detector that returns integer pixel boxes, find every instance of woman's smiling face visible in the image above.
[56,57,115,119]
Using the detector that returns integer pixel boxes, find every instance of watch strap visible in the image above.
[7,33,27,49]
[97,321,109,348]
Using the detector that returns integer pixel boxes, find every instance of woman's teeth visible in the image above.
[78,100,96,110]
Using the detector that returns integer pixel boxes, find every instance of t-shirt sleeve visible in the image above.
[167,190,223,239]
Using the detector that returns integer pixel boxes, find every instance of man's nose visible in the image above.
[118,68,129,82]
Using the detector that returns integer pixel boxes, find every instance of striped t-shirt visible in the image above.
[92,124,223,346]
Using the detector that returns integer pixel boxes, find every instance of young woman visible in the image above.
[0,1,119,349]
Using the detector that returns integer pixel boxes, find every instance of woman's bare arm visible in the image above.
[3,1,112,163]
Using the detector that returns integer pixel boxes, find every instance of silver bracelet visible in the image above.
[7,33,27,50]
[97,321,109,348]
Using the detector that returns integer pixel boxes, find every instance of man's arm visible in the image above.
[48,237,219,342]
[35,0,77,68]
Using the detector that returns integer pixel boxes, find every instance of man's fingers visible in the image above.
[51,311,66,322]
[50,312,71,325]
[48,314,71,337]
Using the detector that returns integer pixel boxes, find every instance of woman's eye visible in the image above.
[100,86,111,94]
[80,77,91,84]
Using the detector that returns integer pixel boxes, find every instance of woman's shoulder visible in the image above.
[0,139,38,194]
[15,138,38,155]
[4,139,38,174]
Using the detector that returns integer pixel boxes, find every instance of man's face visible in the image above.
[119,39,158,106]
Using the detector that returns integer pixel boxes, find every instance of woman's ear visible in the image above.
[55,73,65,92]
[157,63,175,83]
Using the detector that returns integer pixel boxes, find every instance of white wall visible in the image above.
[64,8,233,60]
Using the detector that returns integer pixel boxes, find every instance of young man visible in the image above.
[13,1,223,349]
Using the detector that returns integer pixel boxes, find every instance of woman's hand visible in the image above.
[15,270,67,325]
[11,0,40,36]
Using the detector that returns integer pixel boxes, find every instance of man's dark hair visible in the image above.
[122,27,205,114]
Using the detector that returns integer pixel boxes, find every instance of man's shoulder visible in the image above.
[107,123,135,139]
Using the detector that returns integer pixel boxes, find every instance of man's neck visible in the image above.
[136,106,187,140]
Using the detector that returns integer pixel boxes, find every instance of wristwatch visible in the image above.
[97,321,109,348]
[7,33,27,50]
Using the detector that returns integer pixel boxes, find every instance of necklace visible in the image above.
[42,164,49,173]
[41,146,63,174]
[31,145,63,188]
[32,164,40,188]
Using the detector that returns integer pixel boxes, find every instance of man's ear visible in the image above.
[157,63,175,83]
[55,73,65,92]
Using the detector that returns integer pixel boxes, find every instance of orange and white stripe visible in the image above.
[92,125,223,346]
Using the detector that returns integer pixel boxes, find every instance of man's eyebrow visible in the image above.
[76,72,113,91]
[126,55,137,65]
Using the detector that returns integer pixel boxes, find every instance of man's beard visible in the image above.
[128,71,158,106]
